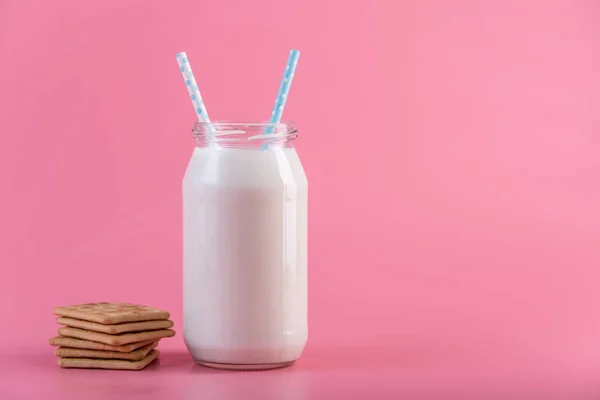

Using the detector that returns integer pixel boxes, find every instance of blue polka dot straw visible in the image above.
[262,49,300,147]
[176,52,211,124]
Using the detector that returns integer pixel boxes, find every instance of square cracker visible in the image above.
[58,349,160,370]
[56,342,157,361]
[49,337,155,352]
[53,303,170,324]
[57,317,174,334]
[58,326,175,346]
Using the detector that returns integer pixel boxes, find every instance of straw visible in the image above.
[264,49,300,138]
[176,52,212,125]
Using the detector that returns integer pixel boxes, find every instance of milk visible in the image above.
[183,146,308,368]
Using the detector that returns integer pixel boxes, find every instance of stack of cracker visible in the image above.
[49,303,175,370]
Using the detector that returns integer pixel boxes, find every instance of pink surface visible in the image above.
[4,347,600,400]
[2,0,600,398]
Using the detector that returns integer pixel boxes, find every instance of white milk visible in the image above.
[183,146,308,368]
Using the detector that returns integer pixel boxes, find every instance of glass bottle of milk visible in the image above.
[183,121,308,370]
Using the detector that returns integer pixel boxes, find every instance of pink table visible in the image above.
[2,342,599,399]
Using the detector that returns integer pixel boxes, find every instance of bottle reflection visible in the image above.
[182,365,309,400]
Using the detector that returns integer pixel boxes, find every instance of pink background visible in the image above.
[2,0,600,398]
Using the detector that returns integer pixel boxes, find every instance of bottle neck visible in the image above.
[192,121,298,149]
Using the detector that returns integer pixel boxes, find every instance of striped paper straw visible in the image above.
[176,52,211,123]
[265,49,300,136]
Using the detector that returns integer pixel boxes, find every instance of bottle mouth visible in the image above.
[192,121,298,145]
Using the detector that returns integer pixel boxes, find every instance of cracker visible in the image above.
[53,303,170,324]
[55,342,157,361]
[58,327,175,346]
[48,337,155,352]
[57,317,174,334]
[58,349,160,370]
